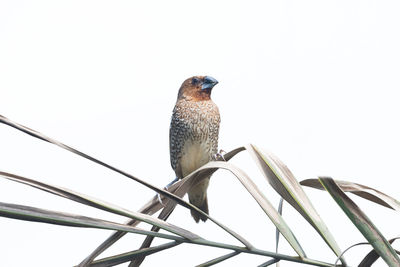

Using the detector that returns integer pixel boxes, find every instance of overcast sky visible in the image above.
[1,1,400,266]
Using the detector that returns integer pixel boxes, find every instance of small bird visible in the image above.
[170,76,220,223]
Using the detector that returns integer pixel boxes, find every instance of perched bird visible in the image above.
[170,75,220,223]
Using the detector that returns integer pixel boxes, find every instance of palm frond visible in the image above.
[318,177,400,267]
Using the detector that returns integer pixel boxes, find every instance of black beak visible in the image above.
[202,76,218,91]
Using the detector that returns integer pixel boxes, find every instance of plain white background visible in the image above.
[1,1,399,266]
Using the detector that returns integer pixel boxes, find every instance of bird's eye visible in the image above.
[192,77,200,85]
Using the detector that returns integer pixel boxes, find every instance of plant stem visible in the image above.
[187,238,335,267]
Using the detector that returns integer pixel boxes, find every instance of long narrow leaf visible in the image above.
[81,188,181,266]
[0,115,217,224]
[129,159,306,265]
[0,202,184,241]
[246,144,346,265]
[80,148,248,266]
[301,179,400,211]
[0,171,200,240]
[82,177,191,265]
[195,251,240,267]
[0,115,253,264]
[129,204,176,267]
[358,238,400,266]
[88,241,181,267]
[275,198,284,267]
[1,200,335,267]
[200,161,306,258]
[258,258,280,267]
[128,158,255,267]
[190,239,335,267]
[319,177,400,267]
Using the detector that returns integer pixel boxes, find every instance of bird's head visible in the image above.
[177,76,219,101]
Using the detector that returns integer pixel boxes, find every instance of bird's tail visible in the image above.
[188,178,210,223]
[190,195,209,223]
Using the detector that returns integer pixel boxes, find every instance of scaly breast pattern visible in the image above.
[170,99,220,178]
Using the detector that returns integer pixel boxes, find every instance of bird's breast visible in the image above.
[180,139,213,177]
[170,99,220,178]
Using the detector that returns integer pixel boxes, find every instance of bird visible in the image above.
[169,75,220,223]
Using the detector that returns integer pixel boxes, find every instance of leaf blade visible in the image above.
[246,144,345,264]
[89,241,181,267]
[0,201,184,241]
[80,147,247,265]
[357,238,400,267]
[301,178,400,211]
[195,251,240,267]
[319,177,400,267]
[202,161,306,258]
[0,171,200,240]
[0,115,218,225]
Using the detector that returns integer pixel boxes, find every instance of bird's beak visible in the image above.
[202,76,219,91]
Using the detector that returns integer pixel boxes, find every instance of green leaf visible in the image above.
[129,160,307,266]
[318,177,400,267]
[246,144,346,265]
[301,178,400,211]
[0,201,184,241]
[0,171,200,240]
[275,198,284,267]
[0,202,336,267]
[0,114,216,223]
[358,238,400,267]
[195,251,240,267]
[88,241,181,267]
[129,158,255,267]
[258,258,280,267]
[0,115,254,265]
[200,161,306,258]
[80,148,247,266]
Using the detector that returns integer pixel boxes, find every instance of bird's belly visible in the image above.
[180,140,212,177]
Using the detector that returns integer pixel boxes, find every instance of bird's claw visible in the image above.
[157,187,168,207]
[157,177,179,207]
[213,149,227,161]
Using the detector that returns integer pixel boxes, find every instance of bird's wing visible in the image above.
[169,105,189,178]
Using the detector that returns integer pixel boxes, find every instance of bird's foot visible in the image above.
[157,190,166,207]
[157,177,179,206]
[213,149,227,161]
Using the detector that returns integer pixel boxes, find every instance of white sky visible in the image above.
[1,1,400,266]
